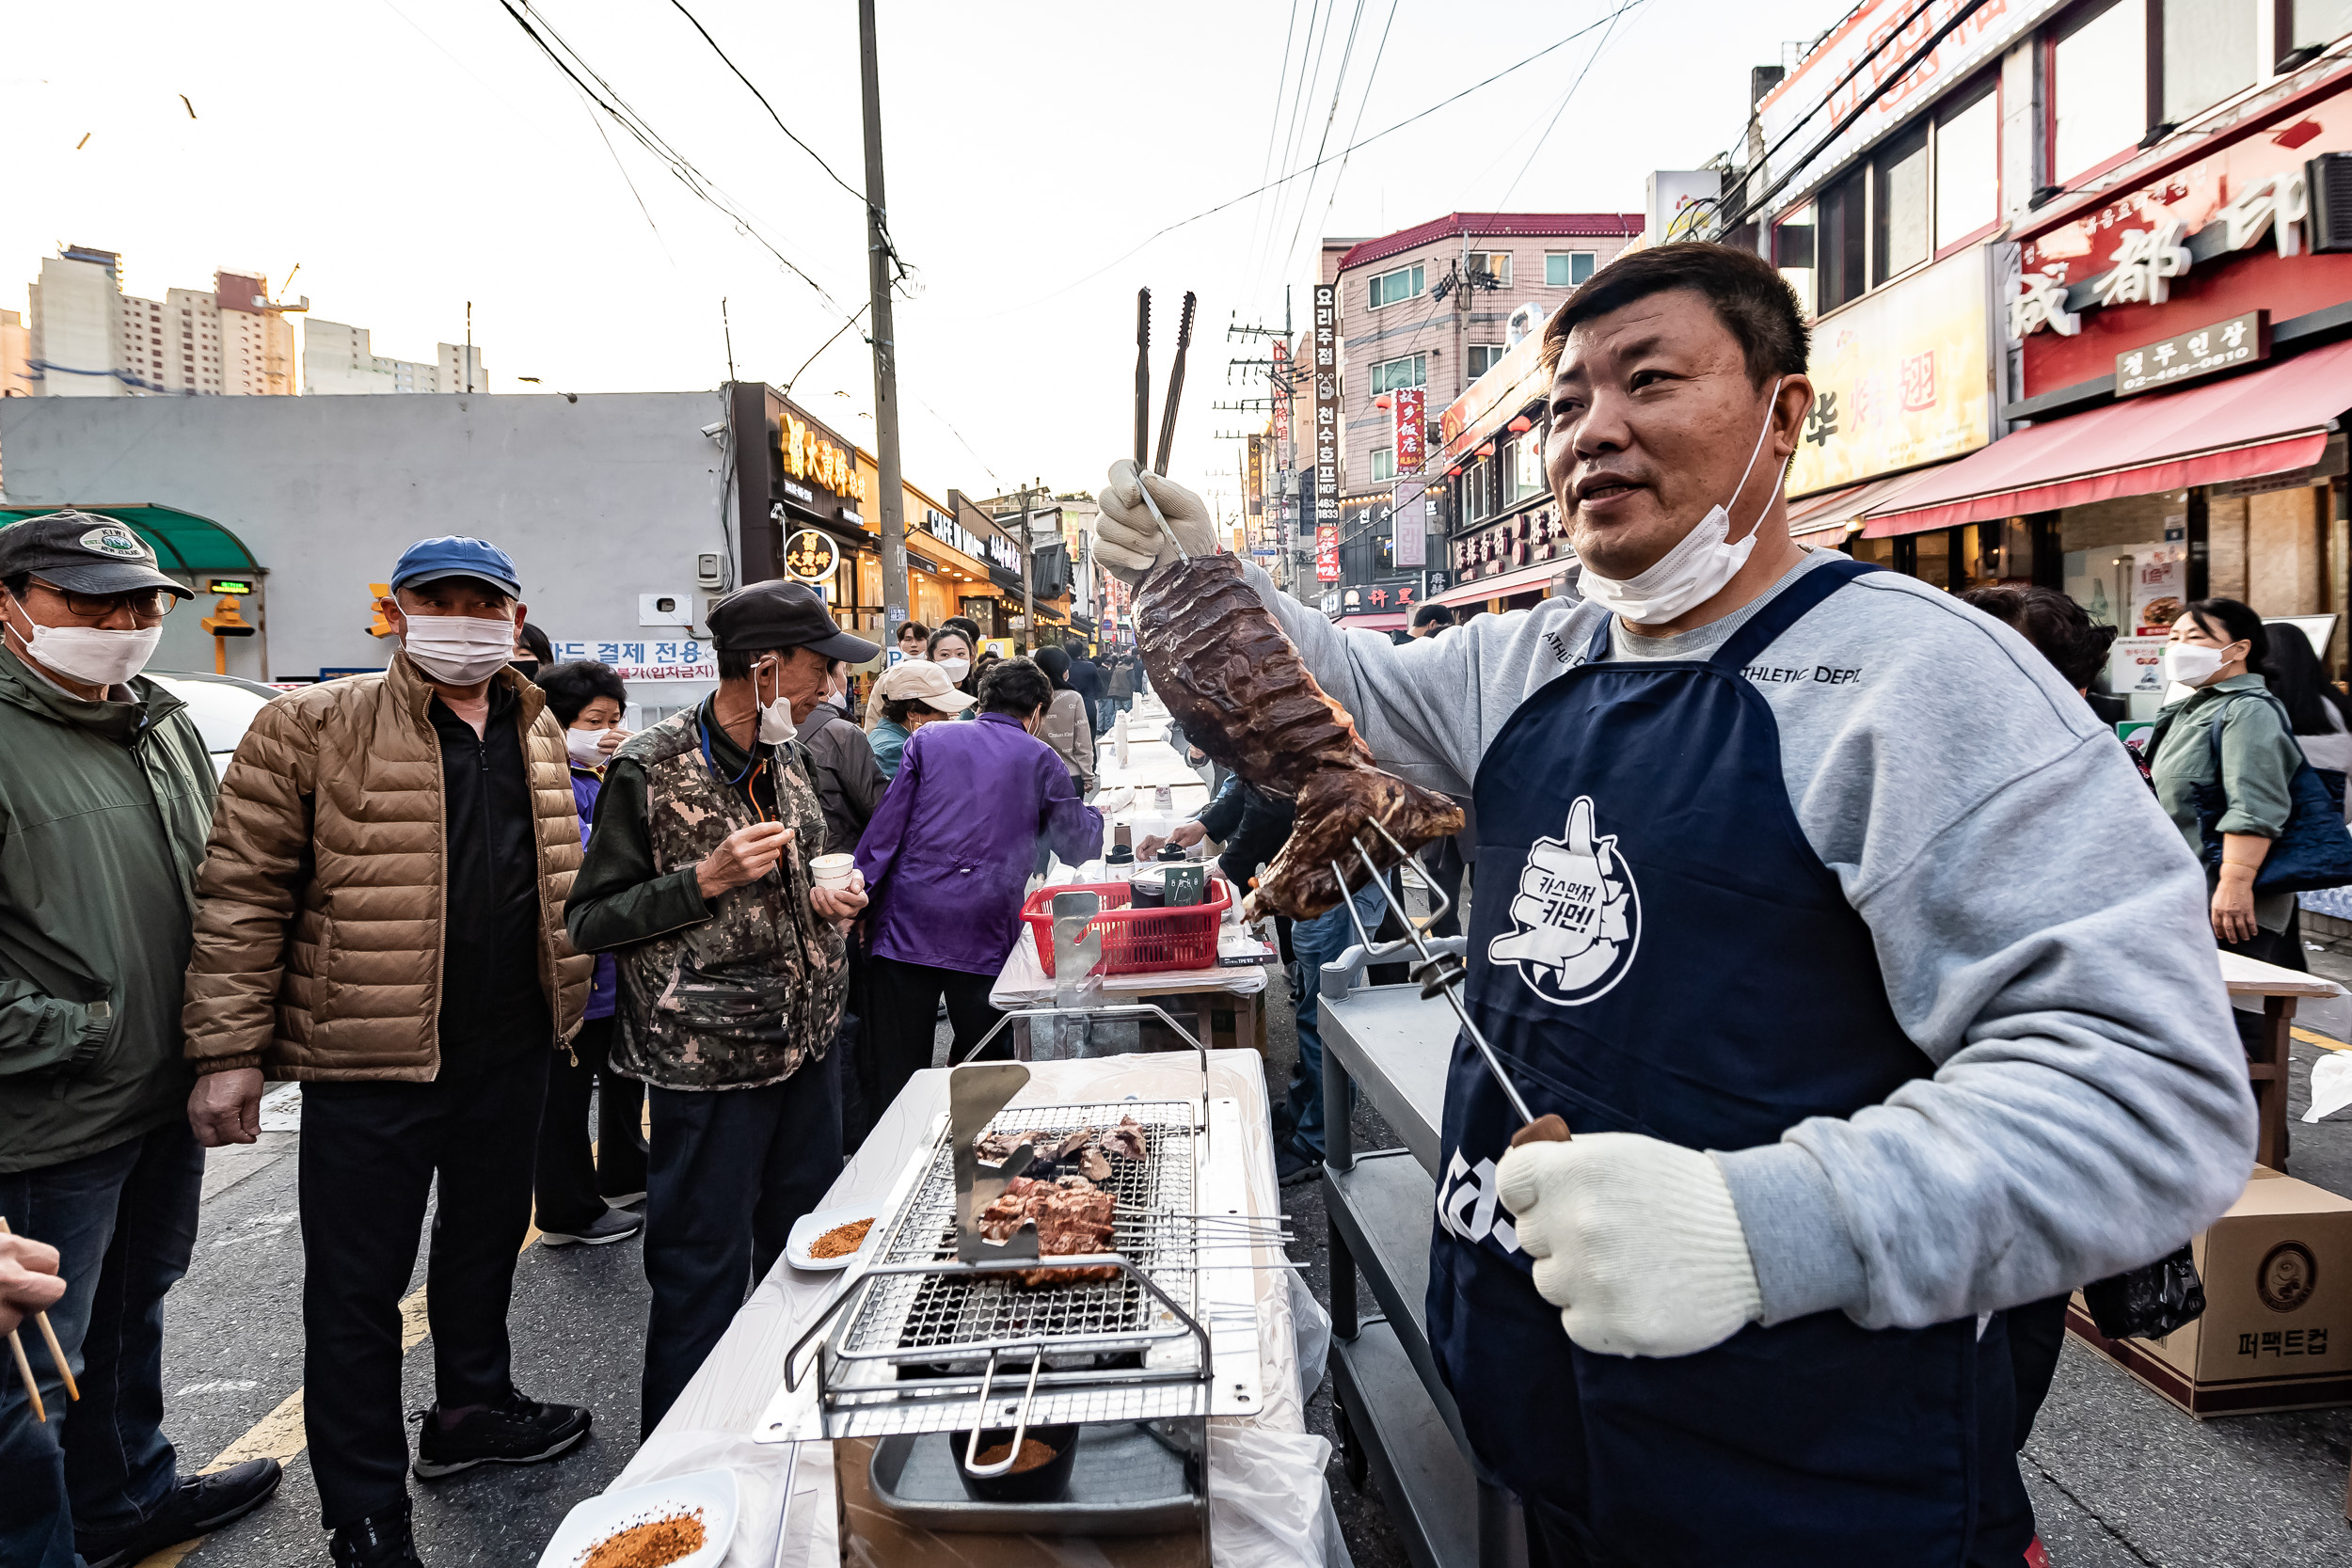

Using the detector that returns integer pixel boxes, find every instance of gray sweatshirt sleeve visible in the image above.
[1232,557,2256,1330]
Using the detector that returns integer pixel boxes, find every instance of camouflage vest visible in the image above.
[609,706,848,1090]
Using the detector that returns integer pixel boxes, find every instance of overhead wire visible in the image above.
[1275,0,1371,285]
[1233,0,1306,305]
[977,2,1645,320]
[1308,0,1400,252]
[1253,0,1337,300]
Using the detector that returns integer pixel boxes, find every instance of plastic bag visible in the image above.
[1288,1271,1332,1409]
[1208,1425,1352,1568]
[2306,1050,2352,1123]
[2080,1243,2205,1340]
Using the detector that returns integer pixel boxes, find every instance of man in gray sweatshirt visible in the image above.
[1095,244,2253,1566]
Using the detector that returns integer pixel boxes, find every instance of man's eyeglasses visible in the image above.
[29,584,180,621]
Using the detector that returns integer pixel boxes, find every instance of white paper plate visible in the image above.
[537,1467,736,1568]
[785,1204,882,1272]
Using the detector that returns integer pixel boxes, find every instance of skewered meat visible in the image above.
[1136,554,1463,919]
[1048,1128,1096,1162]
[977,1179,1120,1287]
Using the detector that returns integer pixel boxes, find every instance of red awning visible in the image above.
[1787,464,1955,546]
[1861,340,2352,538]
[1333,610,1408,630]
[1432,560,1564,608]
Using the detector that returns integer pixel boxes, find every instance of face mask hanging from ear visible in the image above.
[1576,377,1787,626]
[755,657,798,745]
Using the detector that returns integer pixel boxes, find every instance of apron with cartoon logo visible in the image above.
[1425,560,2024,1565]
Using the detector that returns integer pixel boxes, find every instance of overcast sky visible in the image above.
[3,0,1845,515]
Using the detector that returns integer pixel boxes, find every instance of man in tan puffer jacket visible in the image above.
[180,537,592,1568]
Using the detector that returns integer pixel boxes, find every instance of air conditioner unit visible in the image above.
[2307,152,2352,253]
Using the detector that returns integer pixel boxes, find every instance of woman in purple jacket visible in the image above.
[532,661,650,1245]
[854,657,1104,1116]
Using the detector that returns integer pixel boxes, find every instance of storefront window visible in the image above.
[1872,123,1931,284]
[2162,0,2257,124]
[2052,0,2147,183]
[2290,0,2352,54]
[1934,81,1999,247]
[1913,527,1951,590]
[1818,168,1867,312]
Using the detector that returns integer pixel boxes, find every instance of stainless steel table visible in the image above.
[1316,939,1525,1568]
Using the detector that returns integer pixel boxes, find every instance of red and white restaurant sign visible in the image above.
[1393,387,1426,473]
[2011,80,2352,395]
[1315,523,1341,582]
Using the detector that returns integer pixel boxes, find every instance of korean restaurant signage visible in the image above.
[1315,522,1341,581]
[549,638,719,684]
[2116,310,2268,396]
[783,528,841,583]
[917,506,993,563]
[1271,338,1292,461]
[1312,285,1341,544]
[1787,247,1991,496]
[1338,578,1424,615]
[772,405,867,507]
[1756,0,2062,209]
[1392,475,1427,569]
[1393,387,1426,472]
[1453,506,1570,578]
[1248,435,1265,517]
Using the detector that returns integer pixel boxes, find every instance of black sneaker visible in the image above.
[538,1207,643,1247]
[412,1389,592,1479]
[1276,1140,1324,1186]
[78,1458,284,1568]
[330,1498,421,1568]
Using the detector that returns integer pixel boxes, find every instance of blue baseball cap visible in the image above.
[389,536,522,597]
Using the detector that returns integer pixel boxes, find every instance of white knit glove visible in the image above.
[1094,460,1219,586]
[1496,1131,1764,1358]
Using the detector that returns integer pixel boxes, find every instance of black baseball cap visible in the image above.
[0,510,193,598]
[707,579,879,662]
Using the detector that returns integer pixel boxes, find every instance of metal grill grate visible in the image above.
[840,1101,1199,1361]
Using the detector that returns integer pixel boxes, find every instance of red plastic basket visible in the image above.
[1020,877,1234,977]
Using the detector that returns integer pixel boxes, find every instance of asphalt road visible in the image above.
[141,923,2352,1566]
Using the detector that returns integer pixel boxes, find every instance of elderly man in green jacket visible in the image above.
[0,513,281,1568]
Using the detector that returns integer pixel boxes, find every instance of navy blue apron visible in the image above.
[1424,561,2028,1566]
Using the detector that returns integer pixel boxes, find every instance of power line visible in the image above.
[977,1,1645,321]
[1235,0,1305,306]
[1490,0,1643,214]
[1308,0,1401,253]
[1277,0,1372,285]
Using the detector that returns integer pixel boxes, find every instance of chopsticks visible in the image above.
[0,1216,76,1422]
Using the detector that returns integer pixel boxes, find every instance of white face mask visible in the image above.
[401,613,517,686]
[2162,641,2229,689]
[6,602,162,689]
[755,659,799,745]
[935,657,971,682]
[1575,377,1786,626]
[566,726,613,768]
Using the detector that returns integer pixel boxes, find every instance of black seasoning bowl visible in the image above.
[950,1422,1080,1503]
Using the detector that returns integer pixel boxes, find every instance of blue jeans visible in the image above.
[1094,699,1117,736]
[1282,880,1389,1158]
[0,1118,204,1568]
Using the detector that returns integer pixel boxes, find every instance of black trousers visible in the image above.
[532,1015,648,1232]
[1419,834,1468,940]
[2007,1294,2072,1449]
[641,1064,842,1434]
[300,1053,549,1528]
[863,956,1005,1121]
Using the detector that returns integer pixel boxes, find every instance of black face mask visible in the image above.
[511,659,541,681]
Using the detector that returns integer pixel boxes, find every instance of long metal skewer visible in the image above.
[1328,818,1561,1140]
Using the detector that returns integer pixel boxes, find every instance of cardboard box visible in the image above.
[2067,1167,2352,1418]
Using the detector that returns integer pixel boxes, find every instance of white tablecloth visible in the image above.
[605,1053,1330,1568]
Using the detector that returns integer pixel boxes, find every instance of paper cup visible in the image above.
[810,853,857,890]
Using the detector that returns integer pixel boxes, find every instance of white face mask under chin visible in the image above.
[6,607,162,689]
[1576,378,1786,626]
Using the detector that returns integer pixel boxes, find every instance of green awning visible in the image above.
[0,503,262,575]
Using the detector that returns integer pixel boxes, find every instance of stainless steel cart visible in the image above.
[1318,937,1527,1568]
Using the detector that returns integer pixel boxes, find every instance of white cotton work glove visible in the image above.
[1496,1131,1764,1358]
[1094,460,1219,586]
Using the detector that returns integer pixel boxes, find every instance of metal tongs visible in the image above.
[1131,285,1196,564]
[1330,819,1568,1148]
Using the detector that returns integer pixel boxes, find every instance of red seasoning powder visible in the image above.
[580,1510,706,1568]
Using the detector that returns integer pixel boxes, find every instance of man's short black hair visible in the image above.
[1542,242,1808,388]
[536,659,628,727]
[978,656,1052,717]
[0,573,27,600]
[518,621,553,663]
[898,620,930,642]
[1410,601,1452,631]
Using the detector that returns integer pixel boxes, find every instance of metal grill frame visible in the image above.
[782,1100,1221,1438]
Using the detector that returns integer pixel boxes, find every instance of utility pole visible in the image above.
[722,297,737,382]
[1018,480,1036,655]
[858,0,909,637]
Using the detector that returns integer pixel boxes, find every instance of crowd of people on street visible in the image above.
[0,514,1130,1568]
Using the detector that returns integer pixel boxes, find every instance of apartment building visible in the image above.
[25,247,299,397]
[303,320,488,395]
